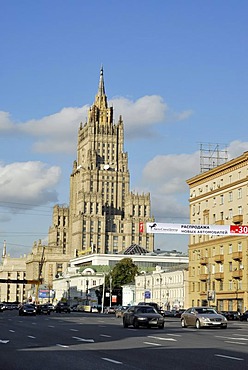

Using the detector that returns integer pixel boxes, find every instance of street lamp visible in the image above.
[86,279,89,305]
[101,273,106,313]
[109,275,112,306]
[66,280,70,306]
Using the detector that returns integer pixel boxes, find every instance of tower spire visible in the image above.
[98,65,105,96]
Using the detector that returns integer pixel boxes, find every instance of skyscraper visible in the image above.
[48,67,154,259]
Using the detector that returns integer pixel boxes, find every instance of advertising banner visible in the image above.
[146,222,248,236]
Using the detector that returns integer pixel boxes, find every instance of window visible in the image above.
[238,242,242,252]
[238,188,242,199]
[220,195,224,205]
[229,209,233,219]
[229,192,233,202]
[229,244,233,254]
[220,245,224,255]
[229,262,232,272]
[238,206,242,215]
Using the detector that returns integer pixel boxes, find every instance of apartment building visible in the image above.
[187,151,248,312]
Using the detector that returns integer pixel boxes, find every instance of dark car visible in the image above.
[138,302,162,314]
[19,304,37,316]
[239,310,248,321]
[55,302,71,313]
[0,303,4,312]
[123,305,164,329]
[36,304,51,315]
[219,311,240,321]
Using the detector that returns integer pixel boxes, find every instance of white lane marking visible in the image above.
[70,329,78,332]
[144,341,162,346]
[0,340,9,344]
[72,336,94,342]
[215,354,244,361]
[216,335,248,341]
[56,344,69,348]
[166,333,181,337]
[225,341,247,345]
[48,325,55,328]
[148,335,176,342]
[9,330,15,333]
[28,336,36,339]
[102,357,123,364]
[100,334,111,337]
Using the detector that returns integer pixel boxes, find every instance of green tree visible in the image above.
[110,258,138,288]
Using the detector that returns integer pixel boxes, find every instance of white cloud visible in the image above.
[0,161,61,210]
[228,140,248,159]
[0,95,192,153]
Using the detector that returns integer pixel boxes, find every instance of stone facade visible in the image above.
[187,151,248,311]
[48,67,154,259]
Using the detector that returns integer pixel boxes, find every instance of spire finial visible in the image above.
[98,65,105,96]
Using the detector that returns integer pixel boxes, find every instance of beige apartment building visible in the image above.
[187,151,248,312]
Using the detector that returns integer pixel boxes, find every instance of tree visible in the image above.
[110,258,138,288]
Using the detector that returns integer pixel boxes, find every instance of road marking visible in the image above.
[148,336,176,342]
[72,336,94,342]
[100,334,111,337]
[48,325,55,328]
[225,341,247,345]
[0,340,9,344]
[9,330,15,333]
[28,336,36,339]
[102,357,123,364]
[144,341,162,346]
[216,335,248,341]
[56,344,69,348]
[166,333,181,337]
[70,329,78,332]
[215,354,244,361]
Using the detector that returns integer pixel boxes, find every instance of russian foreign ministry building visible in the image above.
[48,68,154,260]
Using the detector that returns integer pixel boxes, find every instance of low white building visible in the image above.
[135,266,189,310]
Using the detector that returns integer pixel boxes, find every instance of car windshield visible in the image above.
[195,308,216,314]
[136,307,156,314]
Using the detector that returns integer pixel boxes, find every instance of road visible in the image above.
[1,310,248,370]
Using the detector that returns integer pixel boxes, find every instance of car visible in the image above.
[19,304,37,316]
[218,310,240,321]
[115,305,129,318]
[55,302,71,313]
[0,303,4,312]
[181,307,227,329]
[123,305,164,329]
[104,306,117,314]
[138,302,162,314]
[36,304,51,315]
[239,310,248,321]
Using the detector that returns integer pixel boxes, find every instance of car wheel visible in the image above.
[133,319,139,329]
[195,319,201,329]
[158,322,164,329]
[181,318,187,328]
[123,319,128,328]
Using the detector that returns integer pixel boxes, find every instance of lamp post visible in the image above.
[101,273,106,313]
[109,275,112,306]
[86,279,89,305]
[66,280,70,306]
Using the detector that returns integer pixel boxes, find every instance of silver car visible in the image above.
[181,307,227,329]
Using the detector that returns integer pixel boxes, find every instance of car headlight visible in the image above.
[200,316,210,322]
[137,317,147,321]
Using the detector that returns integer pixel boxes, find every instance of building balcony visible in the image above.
[215,220,224,225]
[232,251,242,261]
[214,272,224,280]
[233,214,243,225]
[199,274,208,281]
[214,254,224,263]
[232,270,243,279]
[200,257,208,265]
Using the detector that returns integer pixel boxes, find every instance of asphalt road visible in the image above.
[1,310,248,370]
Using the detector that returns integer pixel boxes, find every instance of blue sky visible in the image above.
[0,0,248,257]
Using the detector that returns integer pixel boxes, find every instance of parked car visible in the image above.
[19,304,37,316]
[218,311,240,321]
[181,307,227,329]
[115,305,129,318]
[36,304,51,315]
[55,302,71,313]
[104,306,117,314]
[0,303,4,312]
[239,310,248,321]
[123,305,164,329]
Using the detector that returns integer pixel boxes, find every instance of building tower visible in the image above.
[48,67,154,258]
